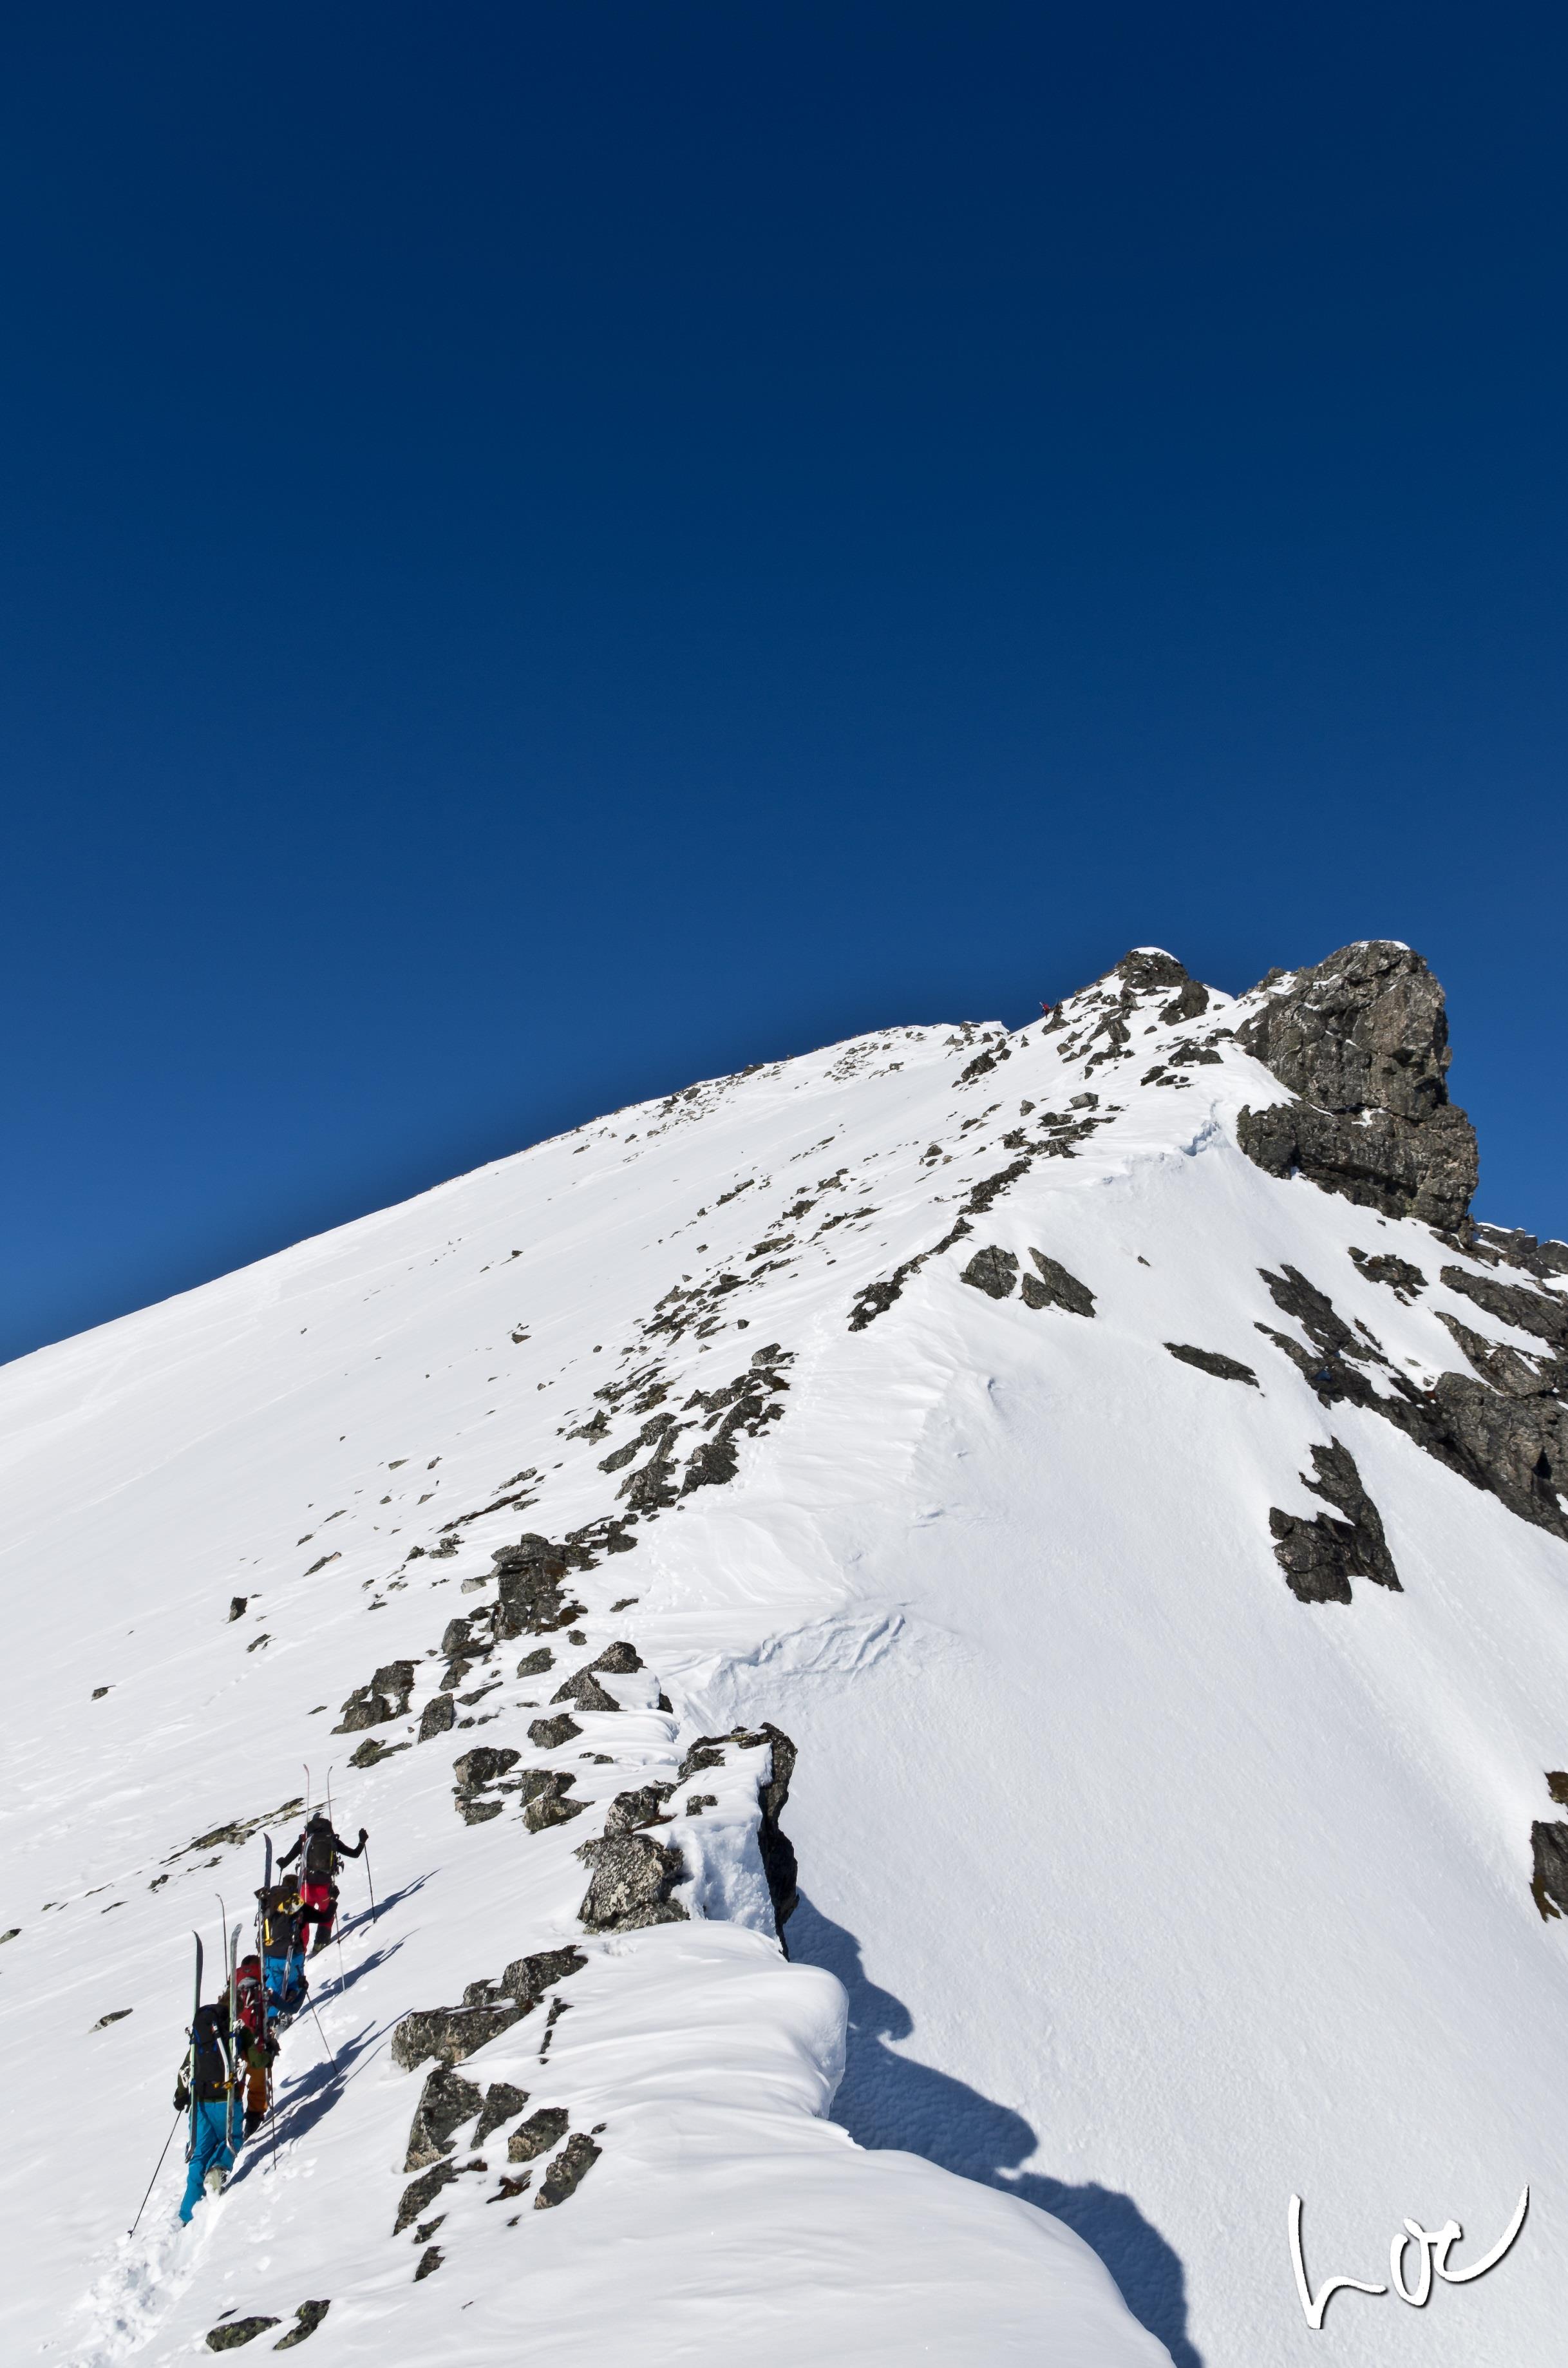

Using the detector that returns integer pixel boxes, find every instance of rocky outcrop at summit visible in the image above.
[1236,942,1478,1230]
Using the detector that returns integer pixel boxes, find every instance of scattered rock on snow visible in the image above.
[534,2131,601,2207]
[404,2069,484,2172]
[1164,1343,1259,1387]
[1269,1440,1401,1605]
[507,2107,570,2162]
[273,2302,330,2351]
[204,2319,281,2351]
[549,1668,621,1712]
[500,1945,587,2003]
[528,1714,581,1748]
[334,1661,415,1734]
[1530,1822,1568,1920]
[1021,1250,1096,1317]
[412,2246,443,2281]
[475,2081,531,2144]
[576,1832,688,1931]
[392,2001,525,2074]
[960,1246,1019,1299]
[418,1694,456,1742]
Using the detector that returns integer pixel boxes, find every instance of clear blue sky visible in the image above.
[3,3,1565,1365]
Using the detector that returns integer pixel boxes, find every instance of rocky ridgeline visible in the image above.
[315,1349,801,2287]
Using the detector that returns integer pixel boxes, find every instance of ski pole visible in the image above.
[127,2112,182,2238]
[308,1996,336,2067]
[364,1843,377,1927]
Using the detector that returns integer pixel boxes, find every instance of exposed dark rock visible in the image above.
[507,2107,570,2162]
[1530,1822,1568,1919]
[961,1246,1018,1300]
[393,2162,457,2233]
[576,1832,688,1931]
[392,2002,525,2073]
[492,1535,583,1638]
[1021,1250,1096,1317]
[1165,1343,1259,1387]
[1235,942,1478,1228]
[334,1660,415,1734]
[1166,1038,1223,1066]
[475,2081,531,2144]
[204,2320,280,2351]
[1269,1440,1401,1604]
[455,1797,503,1824]
[528,1714,582,1748]
[348,1736,410,1768]
[500,1946,587,2003]
[418,1694,456,1743]
[677,1742,724,1781]
[603,1783,675,1837]
[687,1792,718,1814]
[551,1669,621,1713]
[1441,1265,1568,1352]
[1472,1224,1568,1282]
[515,1647,554,1678]
[272,2302,330,2351]
[404,2069,483,2172]
[1435,1313,1561,1399]
[227,1596,247,1622]
[534,2132,601,2208]
[963,1159,1032,1216]
[1349,1247,1427,1300]
[1260,1264,1378,1365]
[1160,979,1211,1024]
[453,1747,520,1792]
[619,1443,680,1513]
[672,1725,798,1932]
[412,2247,442,2282]
[849,1218,972,1331]
[588,1640,642,1673]
[524,1774,585,1833]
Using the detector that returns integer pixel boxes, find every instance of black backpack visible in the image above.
[303,1823,336,1881]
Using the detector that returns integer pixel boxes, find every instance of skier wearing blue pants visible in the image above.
[174,2002,237,2223]
[256,1882,310,2028]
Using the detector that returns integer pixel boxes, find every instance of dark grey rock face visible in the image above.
[500,1946,587,2002]
[523,1773,585,1833]
[1472,1224,1568,1281]
[602,1783,675,1837]
[1164,1343,1259,1387]
[849,1217,972,1330]
[534,2131,601,2208]
[474,2081,531,2144]
[205,2318,281,2350]
[393,2161,457,2233]
[273,2302,330,2351]
[391,2000,525,2072]
[1531,1822,1568,1919]
[550,1668,621,1712]
[576,1832,687,1931]
[403,2068,483,2172]
[1435,1312,1562,1399]
[418,1694,455,1743]
[452,1747,520,1792]
[1269,1439,1400,1604]
[528,1714,581,1749]
[507,2107,570,2163]
[1441,1265,1568,1352]
[961,1245,1019,1299]
[589,1640,642,1673]
[334,1660,416,1734]
[412,2246,443,2281]
[1349,1247,1428,1300]
[455,1796,504,1825]
[515,1647,554,1678]
[1021,1249,1096,1317]
[492,1535,583,1638]
[1235,942,1478,1229]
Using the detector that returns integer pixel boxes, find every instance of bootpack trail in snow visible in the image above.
[3,939,1567,2365]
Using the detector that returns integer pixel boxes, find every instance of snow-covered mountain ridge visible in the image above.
[3,940,1565,2366]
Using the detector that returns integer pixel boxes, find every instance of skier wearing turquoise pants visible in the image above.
[174,2002,237,2222]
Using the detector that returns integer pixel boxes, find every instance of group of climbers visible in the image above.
[173,1810,368,2224]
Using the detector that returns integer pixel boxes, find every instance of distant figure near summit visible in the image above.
[279,1810,368,1956]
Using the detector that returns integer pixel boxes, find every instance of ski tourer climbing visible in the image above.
[255,1881,310,2025]
[232,1953,278,2136]
[278,1811,368,1955]
[173,2001,236,2222]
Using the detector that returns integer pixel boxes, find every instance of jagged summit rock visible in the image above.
[1234,938,1479,1228]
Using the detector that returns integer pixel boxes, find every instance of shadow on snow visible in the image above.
[787,1895,1202,2368]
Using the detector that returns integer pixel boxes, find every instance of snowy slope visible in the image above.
[2,947,1564,2367]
